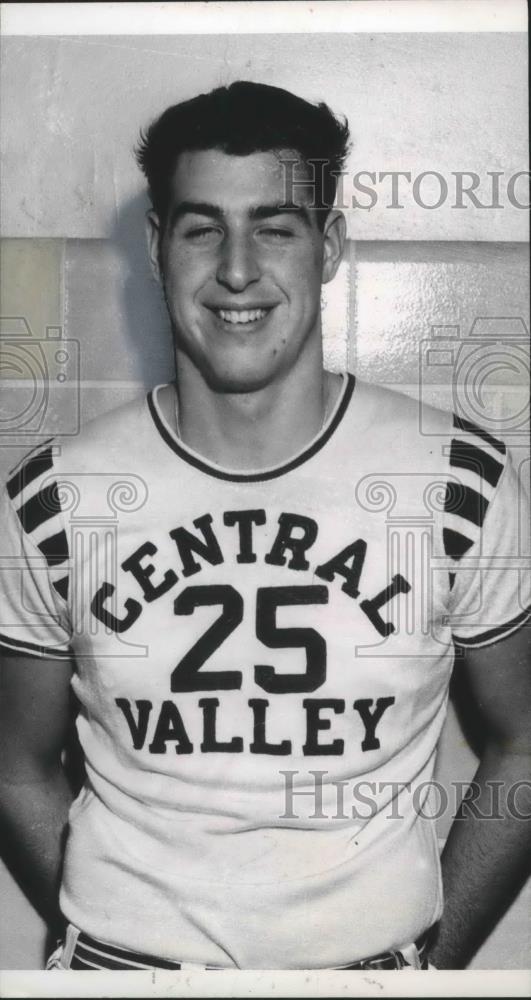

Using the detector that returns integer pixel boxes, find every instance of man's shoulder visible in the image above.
[4,390,154,500]
[352,377,454,440]
[54,390,153,473]
[77,390,150,443]
[346,379,508,489]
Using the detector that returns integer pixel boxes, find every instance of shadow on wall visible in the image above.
[110,189,175,388]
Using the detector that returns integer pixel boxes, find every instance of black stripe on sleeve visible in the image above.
[453,415,506,455]
[443,527,475,560]
[0,631,72,658]
[17,482,61,533]
[453,605,531,648]
[38,530,69,566]
[444,482,488,527]
[449,440,504,489]
[6,446,54,500]
[52,576,69,601]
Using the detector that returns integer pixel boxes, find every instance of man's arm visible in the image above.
[0,651,74,936]
[429,625,531,969]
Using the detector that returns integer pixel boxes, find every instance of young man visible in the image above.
[0,82,529,972]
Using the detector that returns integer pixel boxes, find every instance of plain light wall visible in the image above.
[0,30,529,971]
[0,33,528,240]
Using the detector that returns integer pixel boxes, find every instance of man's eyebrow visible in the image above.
[169,201,223,227]
[169,200,313,229]
[250,203,312,226]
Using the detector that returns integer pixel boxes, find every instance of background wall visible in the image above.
[1,33,528,240]
[0,29,529,970]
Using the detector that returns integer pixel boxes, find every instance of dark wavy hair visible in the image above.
[135,81,350,230]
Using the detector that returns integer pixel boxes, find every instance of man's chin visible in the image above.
[199,361,280,395]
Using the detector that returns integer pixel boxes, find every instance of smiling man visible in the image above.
[147,145,344,470]
[0,82,530,974]
[140,87,348,473]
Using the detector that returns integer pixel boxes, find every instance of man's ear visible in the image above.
[322,210,346,284]
[146,209,163,284]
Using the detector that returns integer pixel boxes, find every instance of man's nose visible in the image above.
[216,234,260,291]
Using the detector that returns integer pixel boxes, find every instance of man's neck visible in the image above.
[160,358,342,472]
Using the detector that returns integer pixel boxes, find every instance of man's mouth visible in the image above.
[211,307,271,326]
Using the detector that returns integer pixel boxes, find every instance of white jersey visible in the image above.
[1,372,529,968]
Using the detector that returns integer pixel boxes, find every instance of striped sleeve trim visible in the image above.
[38,529,69,567]
[17,481,62,533]
[452,415,507,456]
[5,442,70,600]
[0,631,73,659]
[53,576,69,601]
[449,440,504,488]
[6,442,54,499]
[443,526,475,560]
[453,606,531,649]
[444,482,489,527]
[443,416,507,589]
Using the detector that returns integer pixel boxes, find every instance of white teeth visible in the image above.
[217,308,268,324]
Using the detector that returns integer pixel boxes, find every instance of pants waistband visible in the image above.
[340,932,430,970]
[50,925,431,971]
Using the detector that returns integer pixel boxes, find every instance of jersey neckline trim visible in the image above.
[147,372,355,483]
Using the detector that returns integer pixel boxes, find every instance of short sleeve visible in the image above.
[446,440,531,648]
[0,444,73,659]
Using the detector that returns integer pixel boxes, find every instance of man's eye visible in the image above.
[185,226,220,241]
[259,227,294,239]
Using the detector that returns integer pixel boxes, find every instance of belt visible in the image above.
[67,928,431,971]
[340,931,430,970]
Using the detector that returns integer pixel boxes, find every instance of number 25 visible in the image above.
[171,584,328,694]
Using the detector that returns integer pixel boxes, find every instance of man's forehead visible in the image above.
[169,148,315,209]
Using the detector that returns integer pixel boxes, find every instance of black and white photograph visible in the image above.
[0,2,529,996]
